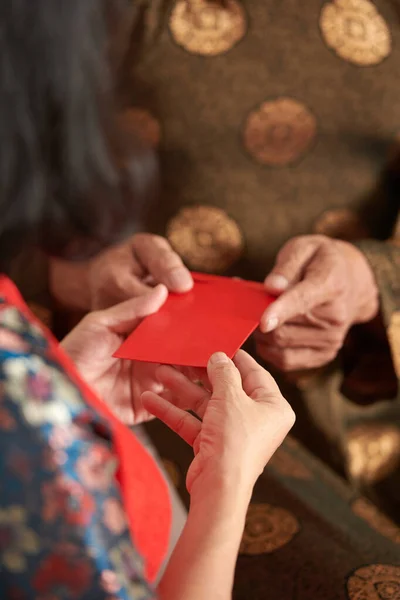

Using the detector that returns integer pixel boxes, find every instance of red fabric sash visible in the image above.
[0,276,171,583]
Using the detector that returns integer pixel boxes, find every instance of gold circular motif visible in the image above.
[161,459,181,489]
[169,0,247,57]
[352,498,400,544]
[346,424,400,485]
[269,447,312,480]
[347,564,400,599]
[314,208,369,241]
[239,503,300,555]
[118,108,161,149]
[243,97,317,167]
[320,0,392,67]
[166,205,244,272]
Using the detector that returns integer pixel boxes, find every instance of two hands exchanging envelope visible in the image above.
[115,272,274,368]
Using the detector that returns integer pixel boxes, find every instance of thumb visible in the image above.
[99,284,168,334]
[207,352,242,400]
[264,238,319,294]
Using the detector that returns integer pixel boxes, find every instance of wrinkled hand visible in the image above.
[142,351,295,496]
[61,285,168,424]
[50,233,193,311]
[89,233,193,308]
[257,235,379,372]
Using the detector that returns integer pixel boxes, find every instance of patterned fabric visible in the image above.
[122,0,400,522]
[8,0,400,521]
[145,418,400,600]
[0,295,156,598]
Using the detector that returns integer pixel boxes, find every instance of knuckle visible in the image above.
[135,232,164,246]
[294,288,309,315]
[292,234,327,248]
[271,328,283,345]
[82,310,103,329]
[272,397,296,431]
[271,327,289,347]
[282,402,296,430]
[331,303,348,327]
[151,234,172,250]
[152,252,178,272]
[193,392,208,415]
[327,348,340,362]
[275,351,293,372]
[215,369,237,391]
[174,413,188,436]
[330,333,344,352]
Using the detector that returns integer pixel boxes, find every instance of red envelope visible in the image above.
[114,272,274,367]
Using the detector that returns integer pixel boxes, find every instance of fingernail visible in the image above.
[262,316,279,333]
[167,268,193,292]
[210,352,229,364]
[265,274,289,292]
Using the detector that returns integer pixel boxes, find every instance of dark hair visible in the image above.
[0,0,157,266]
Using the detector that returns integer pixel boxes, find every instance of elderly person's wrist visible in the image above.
[49,257,92,311]
[339,241,380,324]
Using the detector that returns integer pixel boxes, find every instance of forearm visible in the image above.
[158,485,251,600]
[49,257,92,311]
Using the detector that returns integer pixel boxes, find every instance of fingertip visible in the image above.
[146,283,168,308]
[141,390,162,411]
[233,349,258,370]
[260,314,279,333]
[155,364,175,383]
[166,268,193,293]
[234,349,247,359]
[264,274,289,294]
[153,283,168,297]
[140,390,152,401]
[140,390,151,406]
[209,352,230,366]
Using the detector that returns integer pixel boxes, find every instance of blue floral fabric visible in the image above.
[0,301,156,600]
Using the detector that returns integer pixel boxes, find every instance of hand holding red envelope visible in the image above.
[114,272,274,368]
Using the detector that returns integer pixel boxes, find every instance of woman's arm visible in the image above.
[143,351,295,600]
[159,482,251,600]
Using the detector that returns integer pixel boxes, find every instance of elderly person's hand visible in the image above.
[61,285,168,424]
[89,233,193,308]
[256,235,379,372]
[142,351,295,495]
[50,233,193,311]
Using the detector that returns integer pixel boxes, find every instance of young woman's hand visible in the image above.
[142,351,295,498]
[61,285,168,424]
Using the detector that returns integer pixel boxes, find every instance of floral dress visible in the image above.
[0,278,168,599]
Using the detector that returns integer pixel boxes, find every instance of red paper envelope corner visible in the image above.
[114,273,274,367]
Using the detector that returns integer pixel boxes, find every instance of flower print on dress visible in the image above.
[0,304,49,352]
[0,328,29,353]
[0,406,16,430]
[3,355,83,426]
[76,444,118,491]
[0,307,29,335]
[101,570,122,595]
[110,540,149,597]
[49,423,79,451]
[103,498,128,536]
[33,548,93,598]
[7,448,34,482]
[42,477,96,527]
[0,506,40,572]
